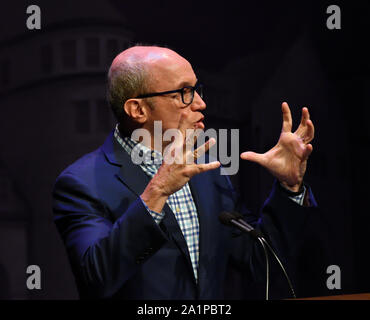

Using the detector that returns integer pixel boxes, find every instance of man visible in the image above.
[53,46,326,299]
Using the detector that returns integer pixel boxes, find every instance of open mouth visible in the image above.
[195,117,205,129]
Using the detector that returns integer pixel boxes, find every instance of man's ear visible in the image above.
[123,99,148,124]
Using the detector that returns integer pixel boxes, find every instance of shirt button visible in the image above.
[176,207,180,213]
[152,152,156,158]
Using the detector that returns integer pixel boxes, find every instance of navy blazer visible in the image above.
[52,131,325,299]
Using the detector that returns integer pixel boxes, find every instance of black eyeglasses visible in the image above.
[135,81,203,105]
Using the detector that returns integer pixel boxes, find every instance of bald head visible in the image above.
[107,46,191,125]
[113,46,180,65]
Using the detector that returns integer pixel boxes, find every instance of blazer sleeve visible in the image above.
[52,172,168,299]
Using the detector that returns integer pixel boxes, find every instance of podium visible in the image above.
[295,293,370,300]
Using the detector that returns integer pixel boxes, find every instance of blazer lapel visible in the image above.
[102,131,194,278]
[189,172,219,288]
[160,204,195,280]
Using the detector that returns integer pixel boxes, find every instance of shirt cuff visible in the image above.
[139,196,165,224]
[279,183,306,206]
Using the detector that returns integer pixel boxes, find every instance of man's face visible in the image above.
[143,51,206,135]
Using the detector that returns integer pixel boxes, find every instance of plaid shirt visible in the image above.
[114,125,306,281]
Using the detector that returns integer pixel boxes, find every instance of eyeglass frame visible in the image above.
[134,81,203,106]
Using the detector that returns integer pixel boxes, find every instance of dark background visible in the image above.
[0,0,369,299]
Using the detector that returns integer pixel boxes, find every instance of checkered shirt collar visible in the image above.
[113,124,163,176]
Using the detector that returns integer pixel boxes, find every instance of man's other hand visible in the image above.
[240,102,314,192]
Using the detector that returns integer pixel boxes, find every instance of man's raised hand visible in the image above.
[240,102,314,192]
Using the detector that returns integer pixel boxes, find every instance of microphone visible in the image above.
[219,211,296,299]
[218,211,264,239]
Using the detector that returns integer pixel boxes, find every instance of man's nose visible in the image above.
[190,91,206,111]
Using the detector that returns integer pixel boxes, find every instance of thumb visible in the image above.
[240,151,265,165]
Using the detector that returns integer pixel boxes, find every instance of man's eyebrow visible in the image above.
[176,79,198,89]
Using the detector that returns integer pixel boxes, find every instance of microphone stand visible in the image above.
[236,218,297,300]
[257,237,270,300]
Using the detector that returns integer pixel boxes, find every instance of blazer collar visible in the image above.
[189,171,221,292]
[102,130,130,166]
